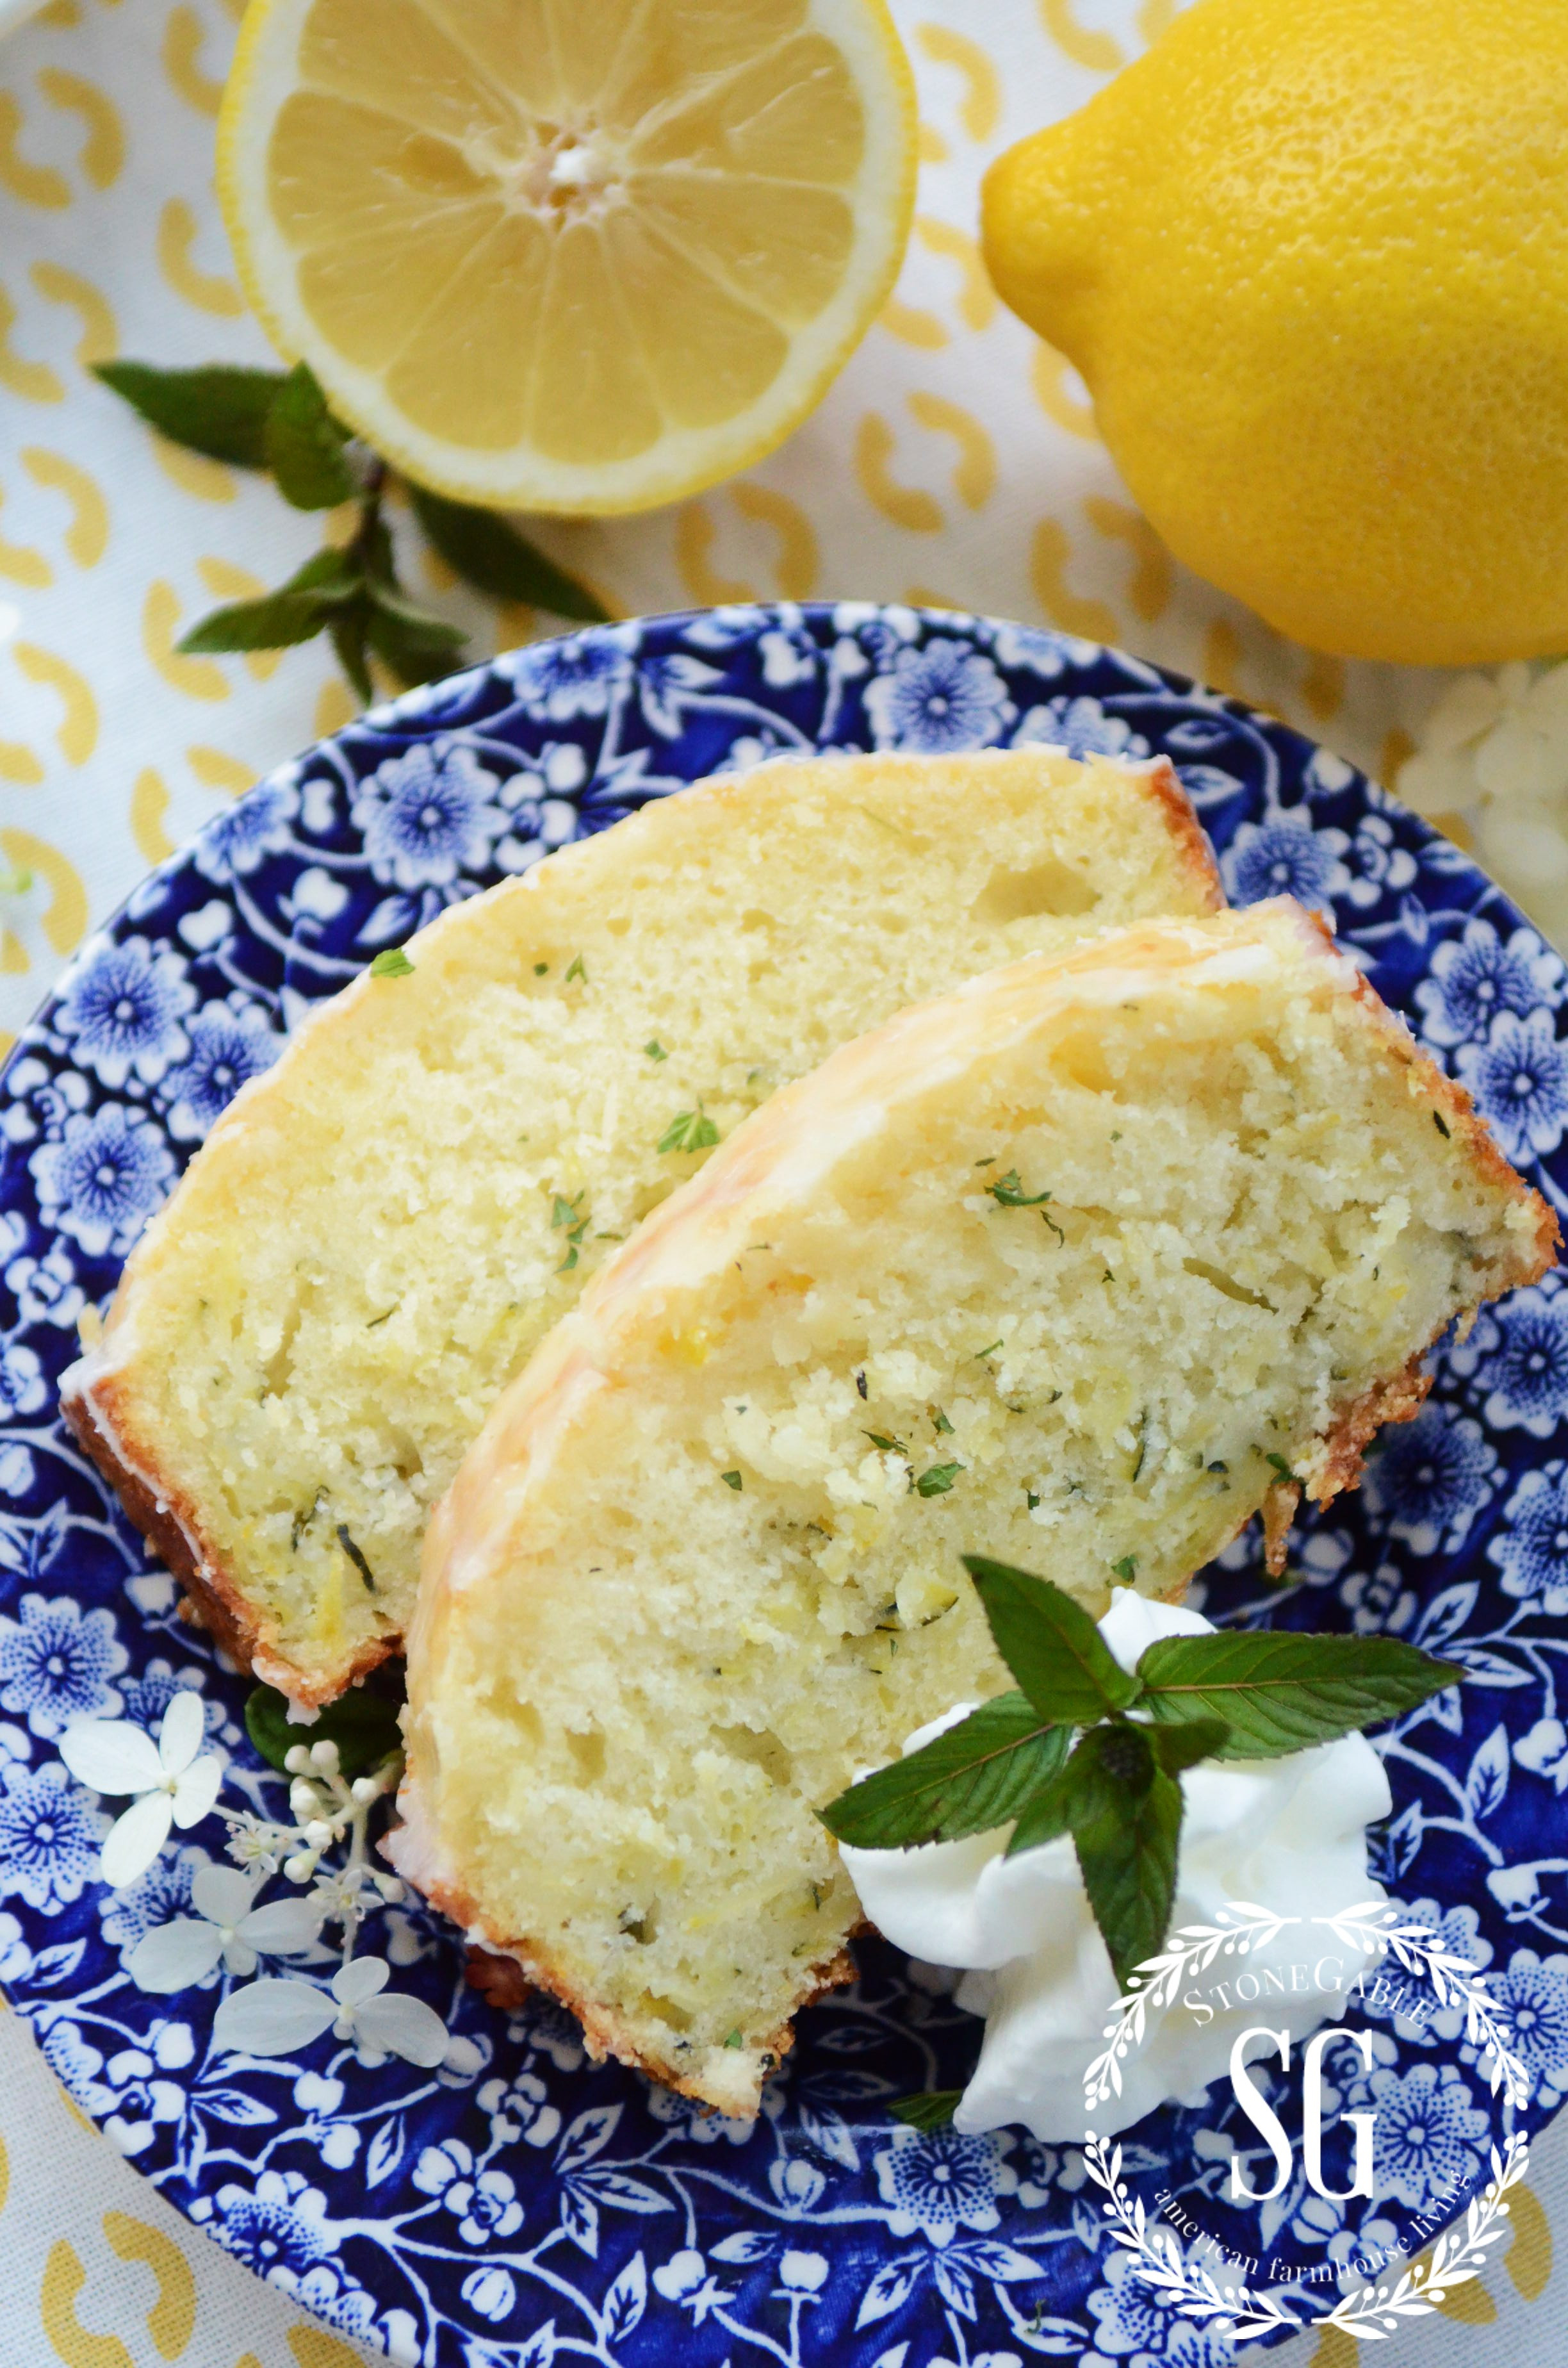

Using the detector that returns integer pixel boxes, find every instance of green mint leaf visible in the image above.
[409,484,609,620]
[1068,1718,1156,1814]
[330,607,373,705]
[551,1190,587,1272]
[865,1432,907,1456]
[336,1522,376,1591]
[890,2090,963,2131]
[565,953,587,983]
[1266,1452,1294,1483]
[721,1470,743,1491]
[986,1168,1052,1207]
[288,546,365,596]
[366,579,468,644]
[177,544,366,657]
[1009,1720,1156,1857]
[1148,1715,1230,1775]
[95,359,284,466]
[1073,1758,1183,1992]
[177,593,332,655]
[358,509,399,588]
[364,607,468,690]
[1137,1631,1464,1759]
[974,1340,1002,1360]
[1004,1762,1079,1856]
[961,1556,1141,1723]
[1111,1555,1138,1583]
[932,1408,954,1435]
[264,361,355,508]
[916,1461,964,1497]
[658,1106,719,1154]
[360,573,468,689]
[644,1040,667,1061]
[370,948,414,978]
[817,1691,1070,1849]
[244,1668,404,1779]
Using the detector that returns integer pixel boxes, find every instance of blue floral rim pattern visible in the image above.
[1,602,1567,2368]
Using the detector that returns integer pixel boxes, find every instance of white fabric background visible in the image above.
[0,1,1563,2361]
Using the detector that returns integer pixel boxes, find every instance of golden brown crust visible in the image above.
[1286,899,1558,1280]
[401,1841,849,2113]
[1312,1353,1434,1508]
[1261,1482,1302,1579]
[1142,757,1225,914]
[60,1370,397,1707]
[1232,901,1563,1575]
[461,1941,858,2112]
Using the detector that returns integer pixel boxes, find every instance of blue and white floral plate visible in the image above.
[3,602,1567,2368]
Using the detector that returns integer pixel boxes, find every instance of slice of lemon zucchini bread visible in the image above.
[61,746,1221,1705]
[389,899,1555,2116]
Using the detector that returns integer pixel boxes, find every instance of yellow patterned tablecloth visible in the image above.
[0,1,1564,2362]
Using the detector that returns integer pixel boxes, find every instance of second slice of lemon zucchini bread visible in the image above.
[61,745,1220,1704]
[391,899,1554,2115]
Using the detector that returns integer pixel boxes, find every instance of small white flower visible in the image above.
[224,1812,295,1876]
[309,1861,373,1923]
[59,1695,224,1887]
[213,1954,447,2066]
[127,1864,324,1993]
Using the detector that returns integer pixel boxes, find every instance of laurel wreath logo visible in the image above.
[1081,1900,1532,2342]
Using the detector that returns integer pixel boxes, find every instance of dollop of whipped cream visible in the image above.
[839,1590,1392,2141]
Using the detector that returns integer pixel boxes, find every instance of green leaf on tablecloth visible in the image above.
[365,582,470,688]
[95,360,286,468]
[265,362,357,509]
[330,607,375,705]
[177,547,364,655]
[410,484,608,621]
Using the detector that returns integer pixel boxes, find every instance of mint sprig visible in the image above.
[820,1556,1460,1993]
[95,357,607,705]
[964,1555,1139,1725]
[822,1692,1070,1849]
[1135,1629,1458,1759]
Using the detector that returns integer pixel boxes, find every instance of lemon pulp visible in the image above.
[220,0,915,512]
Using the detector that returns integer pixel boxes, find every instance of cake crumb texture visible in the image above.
[393,899,1555,2114]
[61,747,1221,1704]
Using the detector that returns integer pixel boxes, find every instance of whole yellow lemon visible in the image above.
[982,0,1568,666]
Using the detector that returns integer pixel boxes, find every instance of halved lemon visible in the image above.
[218,0,916,514]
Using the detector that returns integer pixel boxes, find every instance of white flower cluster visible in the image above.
[1401,662,1568,947]
[60,1705,445,2067]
